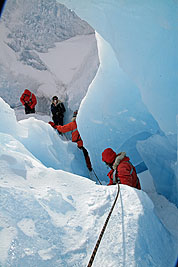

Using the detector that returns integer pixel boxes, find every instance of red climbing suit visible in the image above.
[49,118,92,171]
[56,120,83,148]
[102,148,141,189]
[20,89,37,109]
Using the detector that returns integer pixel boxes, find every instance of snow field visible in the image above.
[0,98,177,266]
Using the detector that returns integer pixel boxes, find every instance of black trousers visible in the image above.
[79,146,92,171]
[25,107,35,114]
[52,116,64,126]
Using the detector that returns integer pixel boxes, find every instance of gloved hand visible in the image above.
[48,121,57,129]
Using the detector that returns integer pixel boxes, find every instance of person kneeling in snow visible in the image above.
[49,110,92,172]
[102,148,141,189]
[20,89,37,114]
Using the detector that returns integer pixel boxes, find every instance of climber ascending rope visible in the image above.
[49,110,92,173]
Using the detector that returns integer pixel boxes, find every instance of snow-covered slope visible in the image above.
[0,0,99,119]
[2,0,94,55]
[0,98,177,266]
[0,1,178,265]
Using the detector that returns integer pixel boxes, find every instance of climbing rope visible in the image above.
[87,183,120,267]
[92,169,102,185]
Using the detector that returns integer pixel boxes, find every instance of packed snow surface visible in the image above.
[0,0,178,266]
[0,98,178,266]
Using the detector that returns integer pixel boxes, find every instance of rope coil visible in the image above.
[87,183,120,267]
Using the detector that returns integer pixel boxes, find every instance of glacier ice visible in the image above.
[59,0,178,207]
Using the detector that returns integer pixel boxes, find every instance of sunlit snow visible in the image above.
[0,0,178,266]
[0,92,177,267]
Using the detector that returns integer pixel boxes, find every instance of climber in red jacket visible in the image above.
[49,110,92,172]
[20,89,37,114]
[102,148,141,189]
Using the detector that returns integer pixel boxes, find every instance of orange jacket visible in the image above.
[20,89,37,109]
[57,120,83,148]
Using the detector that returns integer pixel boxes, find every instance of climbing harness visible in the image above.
[87,183,120,267]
